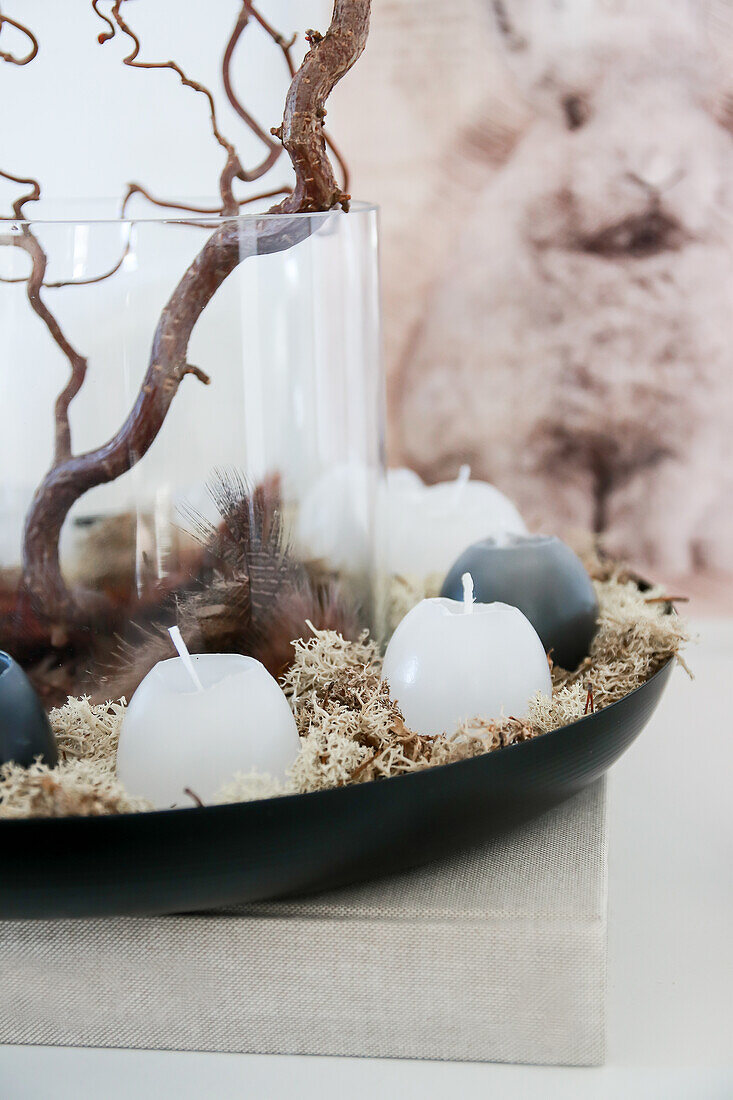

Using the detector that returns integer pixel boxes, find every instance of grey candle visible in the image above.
[440,535,598,671]
[0,651,58,768]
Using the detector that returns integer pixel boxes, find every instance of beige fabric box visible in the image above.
[0,780,607,1065]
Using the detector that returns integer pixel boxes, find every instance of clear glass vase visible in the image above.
[0,202,385,705]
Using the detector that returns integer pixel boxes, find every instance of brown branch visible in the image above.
[584,681,595,715]
[22,1,372,624]
[249,4,297,77]
[222,3,286,182]
[119,180,291,217]
[0,181,292,289]
[223,4,350,194]
[94,0,245,215]
[21,220,291,620]
[271,1,370,213]
[325,132,350,194]
[1,230,88,463]
[0,7,38,65]
[0,168,40,219]
[0,169,86,462]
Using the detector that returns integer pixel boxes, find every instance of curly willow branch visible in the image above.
[21,0,371,626]
[0,168,39,219]
[222,2,288,183]
[93,0,245,215]
[272,0,370,212]
[0,172,87,465]
[0,6,38,65]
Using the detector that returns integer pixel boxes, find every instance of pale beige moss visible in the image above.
[213,770,286,804]
[443,571,691,759]
[51,696,126,767]
[0,569,690,818]
[386,572,443,635]
[280,625,436,790]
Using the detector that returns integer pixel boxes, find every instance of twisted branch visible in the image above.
[272,0,370,213]
[0,6,38,65]
[118,180,290,218]
[21,0,372,625]
[94,0,246,215]
[0,167,39,218]
[223,2,350,193]
[0,171,87,465]
[0,181,291,288]
[222,2,292,182]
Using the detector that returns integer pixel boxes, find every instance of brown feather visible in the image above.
[90,473,359,701]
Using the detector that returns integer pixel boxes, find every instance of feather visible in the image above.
[91,472,359,702]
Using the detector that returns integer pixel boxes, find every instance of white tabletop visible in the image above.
[2,619,731,1099]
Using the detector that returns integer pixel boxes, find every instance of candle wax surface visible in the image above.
[441,535,599,671]
[116,653,300,809]
[381,597,552,738]
[295,464,527,576]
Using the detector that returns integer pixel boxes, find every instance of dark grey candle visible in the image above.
[441,535,598,671]
[0,651,58,768]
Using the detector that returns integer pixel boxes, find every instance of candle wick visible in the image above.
[168,626,204,692]
[454,464,471,501]
[462,572,475,614]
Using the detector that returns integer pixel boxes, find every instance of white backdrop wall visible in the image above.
[0,0,331,208]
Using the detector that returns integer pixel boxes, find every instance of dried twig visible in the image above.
[0,167,40,219]
[0,170,86,465]
[583,680,595,715]
[119,180,291,217]
[222,2,292,182]
[94,0,246,215]
[0,6,38,66]
[272,0,370,213]
[223,3,350,193]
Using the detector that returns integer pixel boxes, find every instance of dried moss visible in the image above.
[0,568,690,819]
[0,698,151,819]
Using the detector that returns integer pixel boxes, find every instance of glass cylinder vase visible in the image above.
[0,202,385,705]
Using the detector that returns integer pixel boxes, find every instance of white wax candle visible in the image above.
[381,590,552,738]
[295,464,527,577]
[116,650,300,809]
[295,462,375,572]
[383,467,527,577]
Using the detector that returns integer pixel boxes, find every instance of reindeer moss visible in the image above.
[0,568,689,819]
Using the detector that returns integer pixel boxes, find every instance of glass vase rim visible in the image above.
[4,198,379,228]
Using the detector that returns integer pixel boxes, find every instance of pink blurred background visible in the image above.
[330,0,733,610]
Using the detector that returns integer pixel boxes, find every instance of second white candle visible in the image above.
[382,574,552,737]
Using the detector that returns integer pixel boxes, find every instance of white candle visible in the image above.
[116,632,300,809]
[381,578,552,737]
[295,462,375,572]
[295,464,527,576]
[383,467,527,577]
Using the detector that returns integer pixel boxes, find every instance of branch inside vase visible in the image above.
[3,0,371,635]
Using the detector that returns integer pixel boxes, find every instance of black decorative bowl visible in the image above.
[0,658,673,919]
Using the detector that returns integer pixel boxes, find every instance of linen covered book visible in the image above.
[0,779,607,1065]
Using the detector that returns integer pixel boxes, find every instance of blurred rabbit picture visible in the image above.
[336,0,733,598]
